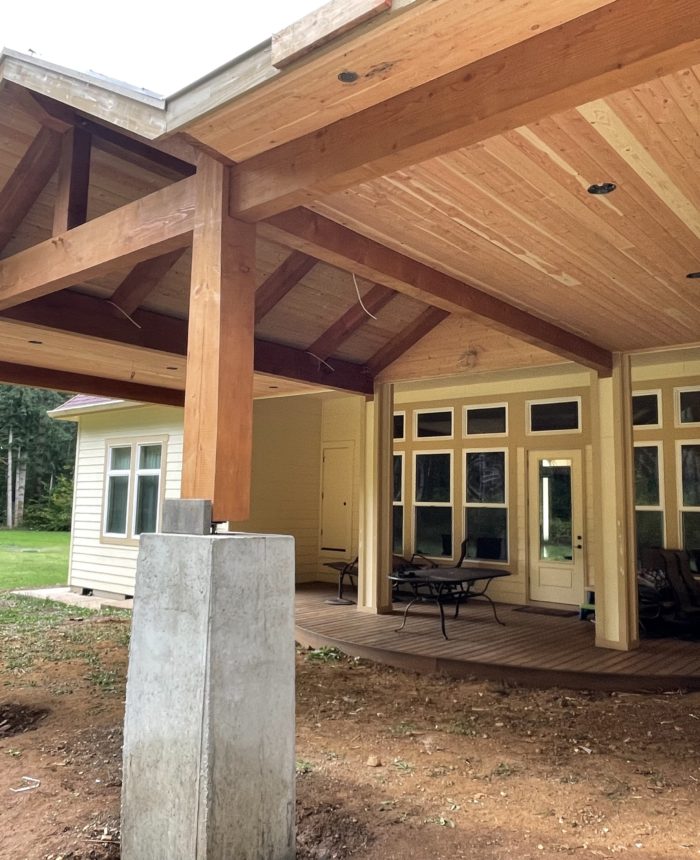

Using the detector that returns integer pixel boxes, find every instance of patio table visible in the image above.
[389,567,511,639]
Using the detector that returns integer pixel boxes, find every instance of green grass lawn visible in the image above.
[0,529,70,591]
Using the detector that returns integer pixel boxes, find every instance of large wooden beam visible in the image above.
[0,175,195,311]
[0,126,64,253]
[0,291,374,395]
[52,127,91,235]
[0,360,184,406]
[263,209,614,374]
[181,158,256,521]
[232,0,700,219]
[255,250,317,323]
[109,249,187,316]
[367,306,449,374]
[308,283,395,360]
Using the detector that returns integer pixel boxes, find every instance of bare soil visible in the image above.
[1,603,699,859]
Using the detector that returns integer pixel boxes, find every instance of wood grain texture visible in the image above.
[308,283,395,360]
[232,0,700,219]
[263,208,613,374]
[181,158,256,521]
[0,125,63,252]
[272,0,391,69]
[52,126,91,235]
[0,175,195,311]
[367,306,448,373]
[109,249,187,315]
[254,249,317,322]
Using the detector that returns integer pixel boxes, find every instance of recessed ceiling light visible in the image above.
[587,182,617,195]
[165,365,178,370]
[337,70,359,83]
[687,272,700,279]
[268,385,279,390]
[28,340,42,345]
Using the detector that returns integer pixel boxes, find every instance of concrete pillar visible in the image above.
[358,383,394,613]
[593,354,639,651]
[121,500,296,859]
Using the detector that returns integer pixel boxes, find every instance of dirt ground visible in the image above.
[1,598,699,860]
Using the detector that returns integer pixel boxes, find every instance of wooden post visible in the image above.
[53,127,91,235]
[593,353,639,650]
[358,382,394,613]
[181,156,256,522]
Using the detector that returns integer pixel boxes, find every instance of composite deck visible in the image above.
[295,584,700,691]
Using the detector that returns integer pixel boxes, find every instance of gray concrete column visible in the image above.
[121,501,296,859]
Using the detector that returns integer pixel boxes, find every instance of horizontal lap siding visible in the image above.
[68,405,184,597]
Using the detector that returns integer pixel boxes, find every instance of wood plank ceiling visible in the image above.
[0,0,698,399]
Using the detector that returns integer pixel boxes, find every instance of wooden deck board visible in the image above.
[294,585,700,690]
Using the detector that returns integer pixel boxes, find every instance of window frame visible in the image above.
[675,386,700,429]
[632,389,662,430]
[101,435,168,545]
[103,445,133,538]
[413,407,454,442]
[393,452,404,555]
[463,402,508,439]
[412,449,453,558]
[393,411,406,442]
[526,396,582,436]
[633,441,665,552]
[677,439,700,554]
[463,447,509,563]
[131,443,165,537]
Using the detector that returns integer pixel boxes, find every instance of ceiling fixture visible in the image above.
[337,70,359,83]
[687,272,700,279]
[165,365,178,371]
[587,182,617,195]
[28,340,43,345]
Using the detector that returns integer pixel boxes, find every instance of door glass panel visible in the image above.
[539,459,573,561]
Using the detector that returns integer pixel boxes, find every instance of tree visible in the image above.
[0,385,77,529]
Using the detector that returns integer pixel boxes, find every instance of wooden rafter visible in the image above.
[0,360,184,406]
[0,126,64,253]
[109,249,187,316]
[52,127,91,235]
[232,0,700,219]
[0,291,374,395]
[308,283,395,361]
[255,250,317,323]
[367,307,449,374]
[0,175,196,311]
[262,208,614,375]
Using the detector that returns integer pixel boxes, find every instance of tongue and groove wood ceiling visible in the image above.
[0,0,698,398]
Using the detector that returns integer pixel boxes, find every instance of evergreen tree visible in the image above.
[0,385,77,528]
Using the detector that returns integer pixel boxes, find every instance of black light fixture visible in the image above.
[337,70,359,83]
[687,272,700,279]
[587,182,617,195]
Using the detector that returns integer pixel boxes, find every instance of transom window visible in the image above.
[464,404,507,437]
[632,391,661,428]
[528,398,581,434]
[676,388,700,426]
[414,409,453,440]
[103,441,164,539]
[464,450,508,561]
[413,452,452,557]
[634,443,664,555]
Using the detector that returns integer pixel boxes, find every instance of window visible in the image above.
[103,440,164,540]
[676,388,700,426]
[632,391,661,428]
[678,443,700,569]
[414,409,453,440]
[465,404,507,437]
[528,398,581,434]
[634,443,664,555]
[464,450,508,561]
[414,452,452,556]
[393,413,405,441]
[393,454,404,554]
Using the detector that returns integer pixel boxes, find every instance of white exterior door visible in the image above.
[320,443,353,556]
[528,450,585,605]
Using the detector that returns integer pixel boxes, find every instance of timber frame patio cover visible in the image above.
[1,0,699,652]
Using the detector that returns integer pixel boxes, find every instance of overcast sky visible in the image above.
[1,0,323,95]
